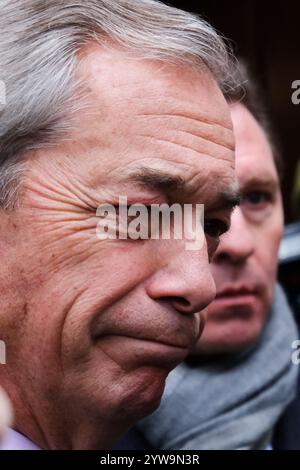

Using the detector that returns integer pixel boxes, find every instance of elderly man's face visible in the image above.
[195,103,283,355]
[0,46,235,448]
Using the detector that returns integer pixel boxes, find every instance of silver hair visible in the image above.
[0,0,237,210]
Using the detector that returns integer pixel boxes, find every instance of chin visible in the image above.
[115,366,168,421]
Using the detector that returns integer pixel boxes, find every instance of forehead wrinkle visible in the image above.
[137,111,233,132]
[135,111,234,158]
[138,135,234,164]
[176,128,233,152]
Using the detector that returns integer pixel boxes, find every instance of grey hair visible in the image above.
[0,0,238,210]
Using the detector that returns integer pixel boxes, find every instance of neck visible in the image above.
[11,394,132,449]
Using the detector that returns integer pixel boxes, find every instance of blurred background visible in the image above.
[165,1,300,318]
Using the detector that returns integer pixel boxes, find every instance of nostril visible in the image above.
[162,296,191,310]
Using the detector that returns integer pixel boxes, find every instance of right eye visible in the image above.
[242,190,272,209]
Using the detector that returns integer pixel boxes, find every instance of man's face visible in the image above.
[195,103,283,355]
[0,45,235,448]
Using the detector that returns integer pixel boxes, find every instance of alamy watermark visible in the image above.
[291,340,300,365]
[291,80,300,105]
[0,340,6,365]
[96,196,205,251]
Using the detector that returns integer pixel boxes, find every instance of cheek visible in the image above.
[253,223,283,308]
[59,244,165,365]
[12,219,156,369]
[256,223,282,275]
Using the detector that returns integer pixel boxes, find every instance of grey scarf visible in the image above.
[137,284,299,450]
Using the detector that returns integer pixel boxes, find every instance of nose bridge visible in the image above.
[146,241,216,314]
[216,207,255,261]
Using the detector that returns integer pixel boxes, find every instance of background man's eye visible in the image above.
[243,191,270,206]
[204,219,228,239]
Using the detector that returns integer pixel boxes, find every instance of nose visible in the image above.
[213,207,255,265]
[145,243,216,315]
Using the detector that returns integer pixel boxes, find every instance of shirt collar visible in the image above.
[0,428,41,450]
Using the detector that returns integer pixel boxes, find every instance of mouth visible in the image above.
[91,308,203,371]
[214,285,259,308]
[93,334,193,370]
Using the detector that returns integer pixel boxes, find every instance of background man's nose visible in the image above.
[145,246,216,314]
[213,207,255,265]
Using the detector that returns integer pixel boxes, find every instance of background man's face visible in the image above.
[195,103,284,355]
[0,46,235,448]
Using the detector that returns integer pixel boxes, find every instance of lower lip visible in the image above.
[213,294,257,309]
[139,341,189,368]
[95,335,190,369]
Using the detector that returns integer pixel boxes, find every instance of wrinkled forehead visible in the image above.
[43,44,237,206]
[77,44,234,136]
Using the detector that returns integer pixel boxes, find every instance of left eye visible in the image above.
[204,219,229,239]
[243,191,270,206]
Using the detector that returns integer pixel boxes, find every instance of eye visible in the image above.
[242,190,272,208]
[204,218,229,239]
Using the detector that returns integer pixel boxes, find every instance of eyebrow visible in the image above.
[128,168,186,193]
[126,167,241,211]
[241,176,279,191]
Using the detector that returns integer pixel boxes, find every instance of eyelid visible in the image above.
[241,189,274,203]
[242,186,276,196]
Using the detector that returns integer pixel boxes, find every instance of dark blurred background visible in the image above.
[165,1,300,317]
